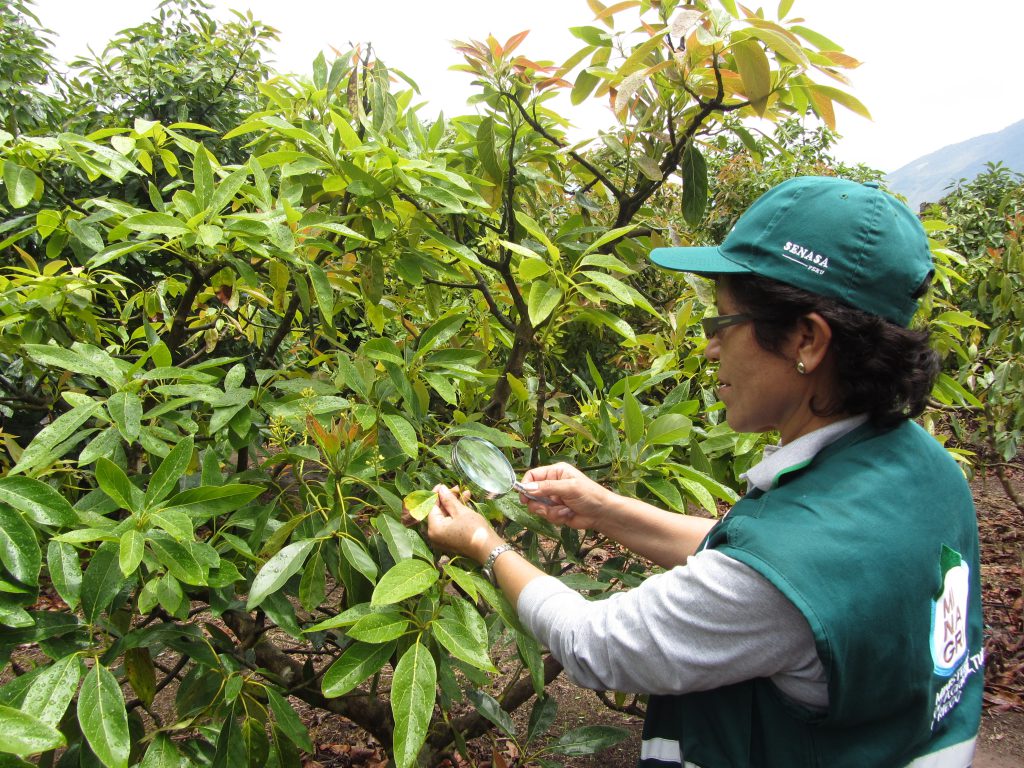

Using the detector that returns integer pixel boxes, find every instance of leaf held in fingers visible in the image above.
[403,490,437,522]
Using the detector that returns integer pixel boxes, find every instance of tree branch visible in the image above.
[501,92,625,203]
[222,609,395,747]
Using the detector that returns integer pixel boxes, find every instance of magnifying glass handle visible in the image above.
[512,480,557,506]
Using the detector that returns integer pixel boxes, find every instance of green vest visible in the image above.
[640,421,983,768]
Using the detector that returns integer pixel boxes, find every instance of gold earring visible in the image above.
[796,361,807,374]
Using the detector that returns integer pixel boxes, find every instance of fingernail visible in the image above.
[520,482,539,491]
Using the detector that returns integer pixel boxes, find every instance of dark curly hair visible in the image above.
[722,273,940,428]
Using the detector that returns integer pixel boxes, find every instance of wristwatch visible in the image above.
[482,543,514,584]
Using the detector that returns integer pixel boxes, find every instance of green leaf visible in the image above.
[646,413,693,446]
[680,143,708,226]
[299,552,326,612]
[623,389,644,445]
[67,218,104,252]
[247,540,316,610]
[192,145,214,209]
[466,688,516,739]
[0,477,77,528]
[618,30,667,79]
[374,514,431,563]
[402,490,436,522]
[0,506,41,586]
[0,704,65,757]
[106,392,143,443]
[124,647,156,708]
[571,69,600,105]
[518,257,550,281]
[391,641,437,768]
[381,413,418,459]
[159,484,263,520]
[642,477,684,512]
[47,541,81,610]
[209,166,250,215]
[526,695,558,746]
[78,663,130,768]
[321,641,396,697]
[582,270,634,305]
[139,734,182,768]
[413,313,466,360]
[432,615,496,672]
[307,262,334,327]
[22,654,82,727]
[527,281,562,326]
[513,212,559,260]
[24,344,123,384]
[121,212,190,237]
[575,308,635,341]
[119,530,145,577]
[149,509,193,542]
[266,687,314,753]
[96,458,138,513]
[340,538,378,583]
[11,401,103,475]
[81,541,126,624]
[144,436,193,509]
[79,427,123,466]
[370,559,438,607]
[581,224,638,256]
[347,611,410,644]
[475,116,502,182]
[3,162,40,209]
[442,563,478,601]
[549,725,629,756]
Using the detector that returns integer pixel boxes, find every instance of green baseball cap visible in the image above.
[649,176,933,327]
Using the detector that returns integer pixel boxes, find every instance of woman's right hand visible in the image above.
[518,463,615,530]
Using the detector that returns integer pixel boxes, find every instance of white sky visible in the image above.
[31,0,1024,173]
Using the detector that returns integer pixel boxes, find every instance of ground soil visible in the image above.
[302,465,1024,768]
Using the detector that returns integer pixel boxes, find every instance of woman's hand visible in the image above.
[518,463,616,531]
[425,485,504,564]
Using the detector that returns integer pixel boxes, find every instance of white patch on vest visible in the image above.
[781,241,830,276]
[640,737,683,765]
[904,735,977,767]
[931,561,969,675]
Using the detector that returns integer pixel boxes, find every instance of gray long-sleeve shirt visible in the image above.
[516,417,869,709]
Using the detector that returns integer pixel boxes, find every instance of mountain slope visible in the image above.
[885,119,1024,210]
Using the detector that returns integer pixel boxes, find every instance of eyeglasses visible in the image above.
[701,313,752,338]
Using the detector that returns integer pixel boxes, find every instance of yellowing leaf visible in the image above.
[730,38,772,115]
[403,490,437,522]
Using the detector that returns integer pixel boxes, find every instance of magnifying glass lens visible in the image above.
[451,437,555,505]
[452,437,516,498]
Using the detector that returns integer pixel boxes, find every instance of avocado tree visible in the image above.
[0,2,871,766]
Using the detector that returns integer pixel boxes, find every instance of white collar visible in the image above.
[741,415,870,492]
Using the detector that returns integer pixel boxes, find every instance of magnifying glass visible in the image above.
[451,436,555,506]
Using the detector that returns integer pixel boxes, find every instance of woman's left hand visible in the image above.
[425,485,504,564]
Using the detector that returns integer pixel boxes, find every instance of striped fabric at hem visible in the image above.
[638,735,976,768]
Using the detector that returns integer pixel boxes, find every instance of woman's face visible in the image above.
[704,281,821,443]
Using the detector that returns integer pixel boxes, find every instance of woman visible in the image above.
[425,177,983,767]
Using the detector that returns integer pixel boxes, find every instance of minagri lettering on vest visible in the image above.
[931,650,984,730]
[782,241,830,275]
